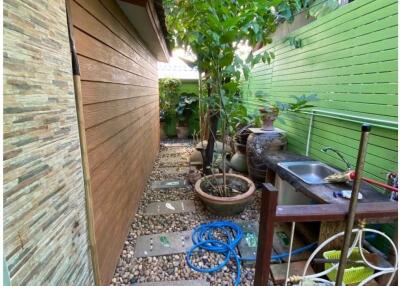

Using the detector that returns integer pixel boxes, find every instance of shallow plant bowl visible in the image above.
[194,173,255,216]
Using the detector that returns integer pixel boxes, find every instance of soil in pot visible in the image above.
[194,174,255,216]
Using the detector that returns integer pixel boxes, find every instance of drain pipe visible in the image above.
[302,109,397,131]
[304,109,397,155]
[66,2,101,285]
[335,124,372,286]
[305,111,315,156]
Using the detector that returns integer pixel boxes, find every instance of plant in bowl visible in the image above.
[164,0,301,215]
[258,94,318,130]
[175,92,198,138]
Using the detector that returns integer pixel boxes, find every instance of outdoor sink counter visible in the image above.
[263,151,390,204]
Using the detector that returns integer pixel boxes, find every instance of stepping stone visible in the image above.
[158,166,187,175]
[236,220,259,265]
[236,220,280,265]
[236,220,309,265]
[133,280,209,286]
[159,157,188,167]
[144,200,196,215]
[151,179,187,190]
[159,148,188,156]
[161,142,192,147]
[134,230,193,257]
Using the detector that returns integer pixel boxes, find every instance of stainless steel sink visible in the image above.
[277,161,340,185]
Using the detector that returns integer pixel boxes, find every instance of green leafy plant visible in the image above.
[255,93,318,124]
[159,78,182,121]
[175,92,198,126]
[276,0,340,22]
[165,1,300,178]
[287,36,302,48]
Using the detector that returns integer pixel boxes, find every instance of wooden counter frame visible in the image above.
[254,182,398,286]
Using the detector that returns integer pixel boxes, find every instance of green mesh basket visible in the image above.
[323,248,374,285]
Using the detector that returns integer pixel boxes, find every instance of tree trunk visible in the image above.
[203,109,219,175]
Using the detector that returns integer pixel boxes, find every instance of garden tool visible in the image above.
[325,171,398,192]
[335,124,370,286]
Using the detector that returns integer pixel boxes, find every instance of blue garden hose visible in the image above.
[186,221,317,286]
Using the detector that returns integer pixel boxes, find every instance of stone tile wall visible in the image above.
[4,0,94,284]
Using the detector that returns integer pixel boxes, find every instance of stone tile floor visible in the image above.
[111,140,262,286]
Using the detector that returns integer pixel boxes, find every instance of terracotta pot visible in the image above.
[194,173,255,216]
[160,122,167,139]
[176,126,189,138]
[259,107,279,131]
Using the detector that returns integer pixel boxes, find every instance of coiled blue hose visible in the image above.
[186,221,317,286]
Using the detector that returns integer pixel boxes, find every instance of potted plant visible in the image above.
[246,95,317,183]
[159,78,181,137]
[259,105,280,131]
[175,92,198,138]
[165,0,289,216]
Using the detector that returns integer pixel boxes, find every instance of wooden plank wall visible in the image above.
[243,0,397,183]
[69,0,160,284]
[4,0,94,285]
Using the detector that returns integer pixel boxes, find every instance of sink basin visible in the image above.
[277,161,340,185]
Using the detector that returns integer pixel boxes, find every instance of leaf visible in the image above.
[221,30,237,44]
[220,51,234,67]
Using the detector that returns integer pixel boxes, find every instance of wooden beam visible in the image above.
[275,202,398,223]
[254,183,278,286]
[119,0,148,7]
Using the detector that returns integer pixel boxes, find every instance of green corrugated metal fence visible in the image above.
[243,0,398,184]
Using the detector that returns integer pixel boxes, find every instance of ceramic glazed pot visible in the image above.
[229,143,247,173]
[194,174,255,216]
[189,149,203,169]
[176,126,189,138]
[246,129,287,184]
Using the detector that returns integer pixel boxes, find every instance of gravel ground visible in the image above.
[111,141,262,286]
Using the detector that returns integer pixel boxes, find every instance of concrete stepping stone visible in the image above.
[236,220,279,265]
[236,220,307,265]
[161,142,192,147]
[144,200,195,216]
[151,179,188,190]
[158,166,187,175]
[134,230,193,257]
[159,157,188,167]
[159,148,188,156]
[133,280,209,286]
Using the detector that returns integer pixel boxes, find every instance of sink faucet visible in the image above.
[321,147,353,170]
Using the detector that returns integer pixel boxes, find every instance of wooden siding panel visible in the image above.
[243,0,398,184]
[71,0,156,76]
[70,0,160,284]
[74,29,155,80]
[81,81,158,105]
[78,56,157,87]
